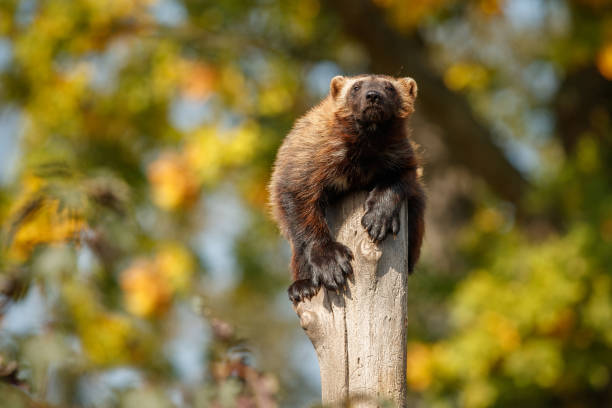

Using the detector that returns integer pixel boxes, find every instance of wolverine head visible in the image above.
[330,74,418,125]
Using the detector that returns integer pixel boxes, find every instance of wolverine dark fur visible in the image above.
[269,74,425,303]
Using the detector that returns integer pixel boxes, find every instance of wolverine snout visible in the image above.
[365,90,382,103]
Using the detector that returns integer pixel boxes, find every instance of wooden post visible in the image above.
[293,192,409,407]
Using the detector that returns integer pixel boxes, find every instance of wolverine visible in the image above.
[269,74,425,303]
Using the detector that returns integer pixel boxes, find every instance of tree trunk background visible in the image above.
[327,0,528,206]
[293,192,409,407]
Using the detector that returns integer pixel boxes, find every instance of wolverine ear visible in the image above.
[399,77,418,100]
[330,76,346,99]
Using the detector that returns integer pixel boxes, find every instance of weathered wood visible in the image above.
[293,192,409,407]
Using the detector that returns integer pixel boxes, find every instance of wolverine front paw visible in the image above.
[288,279,320,303]
[361,193,400,243]
[307,240,354,292]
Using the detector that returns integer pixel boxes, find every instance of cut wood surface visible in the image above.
[293,192,409,407]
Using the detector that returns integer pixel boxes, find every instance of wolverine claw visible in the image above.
[288,279,320,303]
[307,240,353,293]
[361,208,400,244]
[392,216,400,236]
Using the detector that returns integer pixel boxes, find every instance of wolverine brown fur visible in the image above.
[269,74,425,303]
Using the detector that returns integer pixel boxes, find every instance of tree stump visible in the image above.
[293,192,409,407]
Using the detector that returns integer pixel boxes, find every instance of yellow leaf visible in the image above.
[81,314,133,365]
[596,42,612,80]
[155,244,194,292]
[406,342,433,391]
[181,62,217,100]
[147,152,200,210]
[478,0,502,16]
[444,63,489,91]
[120,259,171,317]
[9,198,85,261]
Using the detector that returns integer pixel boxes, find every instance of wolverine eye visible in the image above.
[385,84,395,92]
[352,84,361,92]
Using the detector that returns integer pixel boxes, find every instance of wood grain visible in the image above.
[293,192,408,407]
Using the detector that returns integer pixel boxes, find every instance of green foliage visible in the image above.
[0,0,611,407]
[408,125,612,407]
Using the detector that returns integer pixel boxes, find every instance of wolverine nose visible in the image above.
[366,90,382,103]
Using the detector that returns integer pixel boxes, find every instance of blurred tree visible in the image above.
[0,0,610,407]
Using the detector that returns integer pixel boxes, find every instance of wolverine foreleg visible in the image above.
[361,171,425,273]
[281,190,354,302]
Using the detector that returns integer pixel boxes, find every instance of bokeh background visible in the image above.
[0,0,611,407]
